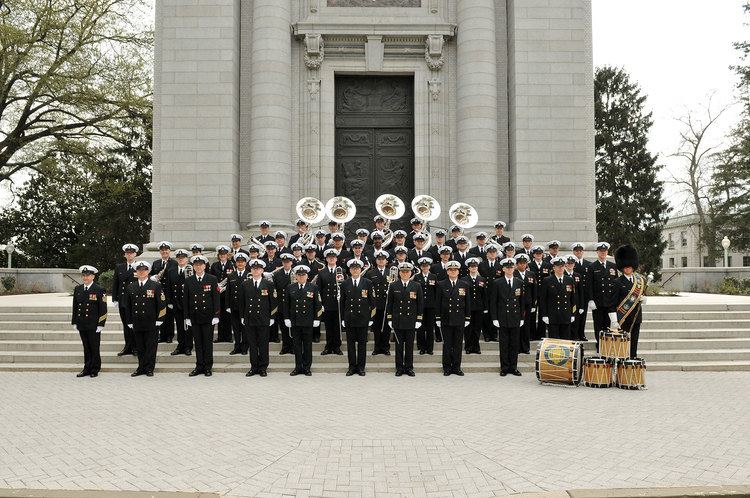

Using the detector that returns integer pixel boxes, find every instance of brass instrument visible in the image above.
[218,277,228,292]
[325,196,356,233]
[375,194,406,249]
[449,202,479,229]
[185,263,194,279]
[411,195,441,249]
[296,197,327,224]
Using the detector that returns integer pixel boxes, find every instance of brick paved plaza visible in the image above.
[1,371,749,497]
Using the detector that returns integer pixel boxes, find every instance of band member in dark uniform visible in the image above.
[513,253,537,354]
[340,259,375,376]
[273,253,297,355]
[529,245,551,340]
[165,249,193,356]
[226,252,250,355]
[386,262,424,377]
[256,221,274,244]
[183,255,220,377]
[571,242,593,341]
[479,244,502,342]
[453,236,471,278]
[539,257,576,340]
[490,258,525,376]
[284,265,322,376]
[462,257,487,355]
[490,221,510,246]
[72,265,107,377]
[469,232,490,260]
[230,233,249,256]
[123,261,166,377]
[211,245,234,343]
[112,243,138,356]
[588,242,617,351]
[429,229,447,260]
[414,257,437,355]
[544,240,561,263]
[405,217,424,249]
[302,245,324,280]
[431,245,453,282]
[240,259,277,377]
[435,260,471,376]
[150,241,176,344]
[366,250,393,356]
[609,245,645,358]
[565,254,586,341]
[315,248,344,355]
[407,232,430,265]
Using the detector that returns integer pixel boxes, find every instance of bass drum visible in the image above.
[535,338,584,386]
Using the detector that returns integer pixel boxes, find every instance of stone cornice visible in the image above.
[293,20,455,37]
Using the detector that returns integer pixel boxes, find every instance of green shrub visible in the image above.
[97,269,114,293]
[1,276,15,293]
[718,277,750,296]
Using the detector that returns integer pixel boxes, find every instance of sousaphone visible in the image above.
[375,194,406,249]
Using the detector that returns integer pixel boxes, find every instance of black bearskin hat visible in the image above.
[615,244,638,271]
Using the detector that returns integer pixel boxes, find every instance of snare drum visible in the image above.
[583,356,613,388]
[616,358,646,390]
[599,330,630,360]
[535,338,583,385]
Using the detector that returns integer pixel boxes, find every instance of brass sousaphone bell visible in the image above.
[325,196,357,232]
[449,202,479,229]
[375,194,406,249]
[410,195,441,249]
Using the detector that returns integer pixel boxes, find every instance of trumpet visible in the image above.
[375,194,406,249]
[449,202,479,229]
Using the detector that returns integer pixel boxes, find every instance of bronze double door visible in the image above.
[335,75,414,238]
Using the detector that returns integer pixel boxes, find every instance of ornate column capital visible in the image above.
[425,34,445,71]
[304,33,324,69]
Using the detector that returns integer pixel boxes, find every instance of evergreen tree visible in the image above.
[595,66,670,277]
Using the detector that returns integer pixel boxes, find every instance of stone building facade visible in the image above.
[150,0,596,248]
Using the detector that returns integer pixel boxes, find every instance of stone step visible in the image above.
[1,348,749,364]
[1,360,748,374]
[2,318,750,331]
[4,310,750,321]
[2,337,749,353]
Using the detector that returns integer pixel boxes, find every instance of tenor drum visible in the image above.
[616,358,647,390]
[535,338,583,386]
[582,356,613,388]
[600,331,630,360]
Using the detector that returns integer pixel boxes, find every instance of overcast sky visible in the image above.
[593,0,748,214]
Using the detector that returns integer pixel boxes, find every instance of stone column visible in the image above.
[456,0,498,227]
[249,0,292,226]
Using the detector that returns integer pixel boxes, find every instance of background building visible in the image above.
[662,214,750,268]
[150,0,597,247]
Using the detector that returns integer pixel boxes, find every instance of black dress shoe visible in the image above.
[158,339,166,343]
[76,371,89,378]
[521,350,530,354]
[146,371,154,377]
[259,370,267,377]
[117,349,130,356]
[246,370,256,377]
[384,351,391,356]
[371,350,381,356]
[313,338,320,343]
[170,349,182,356]
[321,349,331,355]
[131,371,142,377]
[304,370,312,376]
[89,372,98,378]
[189,369,202,377]
[346,369,356,376]
[453,369,465,376]
[185,350,192,356]
[406,370,415,377]
[358,370,366,376]
[290,369,301,376]
[229,349,241,355]
[334,349,343,355]
[511,370,522,376]
[131,351,138,356]
[427,351,434,355]
[204,370,212,377]
[166,339,173,343]
[443,370,451,376]
[476,351,482,355]
[395,370,403,377]
[241,349,248,355]
[419,350,425,355]
[500,371,508,377]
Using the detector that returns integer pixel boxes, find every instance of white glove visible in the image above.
[313,320,320,327]
[388,321,393,328]
[464,321,470,327]
[368,321,373,326]
[72,325,78,331]
[96,326,103,333]
[531,307,536,313]
[211,317,219,325]
[241,318,245,325]
[570,316,575,323]
[269,319,274,326]
[415,321,422,329]
[608,313,618,326]
[341,320,346,327]
[150,275,159,282]
[588,300,597,311]
[520,320,524,327]
[127,323,134,329]
[185,319,191,327]
[226,308,231,313]
[168,304,173,309]
[542,317,549,325]
[112,300,118,305]
[436,320,441,327]
[284,319,292,328]
[578,308,584,315]
[493,320,499,328]
[156,321,163,326]
[483,310,488,314]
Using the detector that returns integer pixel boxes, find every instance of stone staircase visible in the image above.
[0,303,749,373]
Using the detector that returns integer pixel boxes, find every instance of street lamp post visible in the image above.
[721,236,731,268]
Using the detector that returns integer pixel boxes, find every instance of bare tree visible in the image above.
[668,94,733,266]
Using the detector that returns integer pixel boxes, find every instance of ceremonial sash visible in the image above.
[616,272,645,327]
